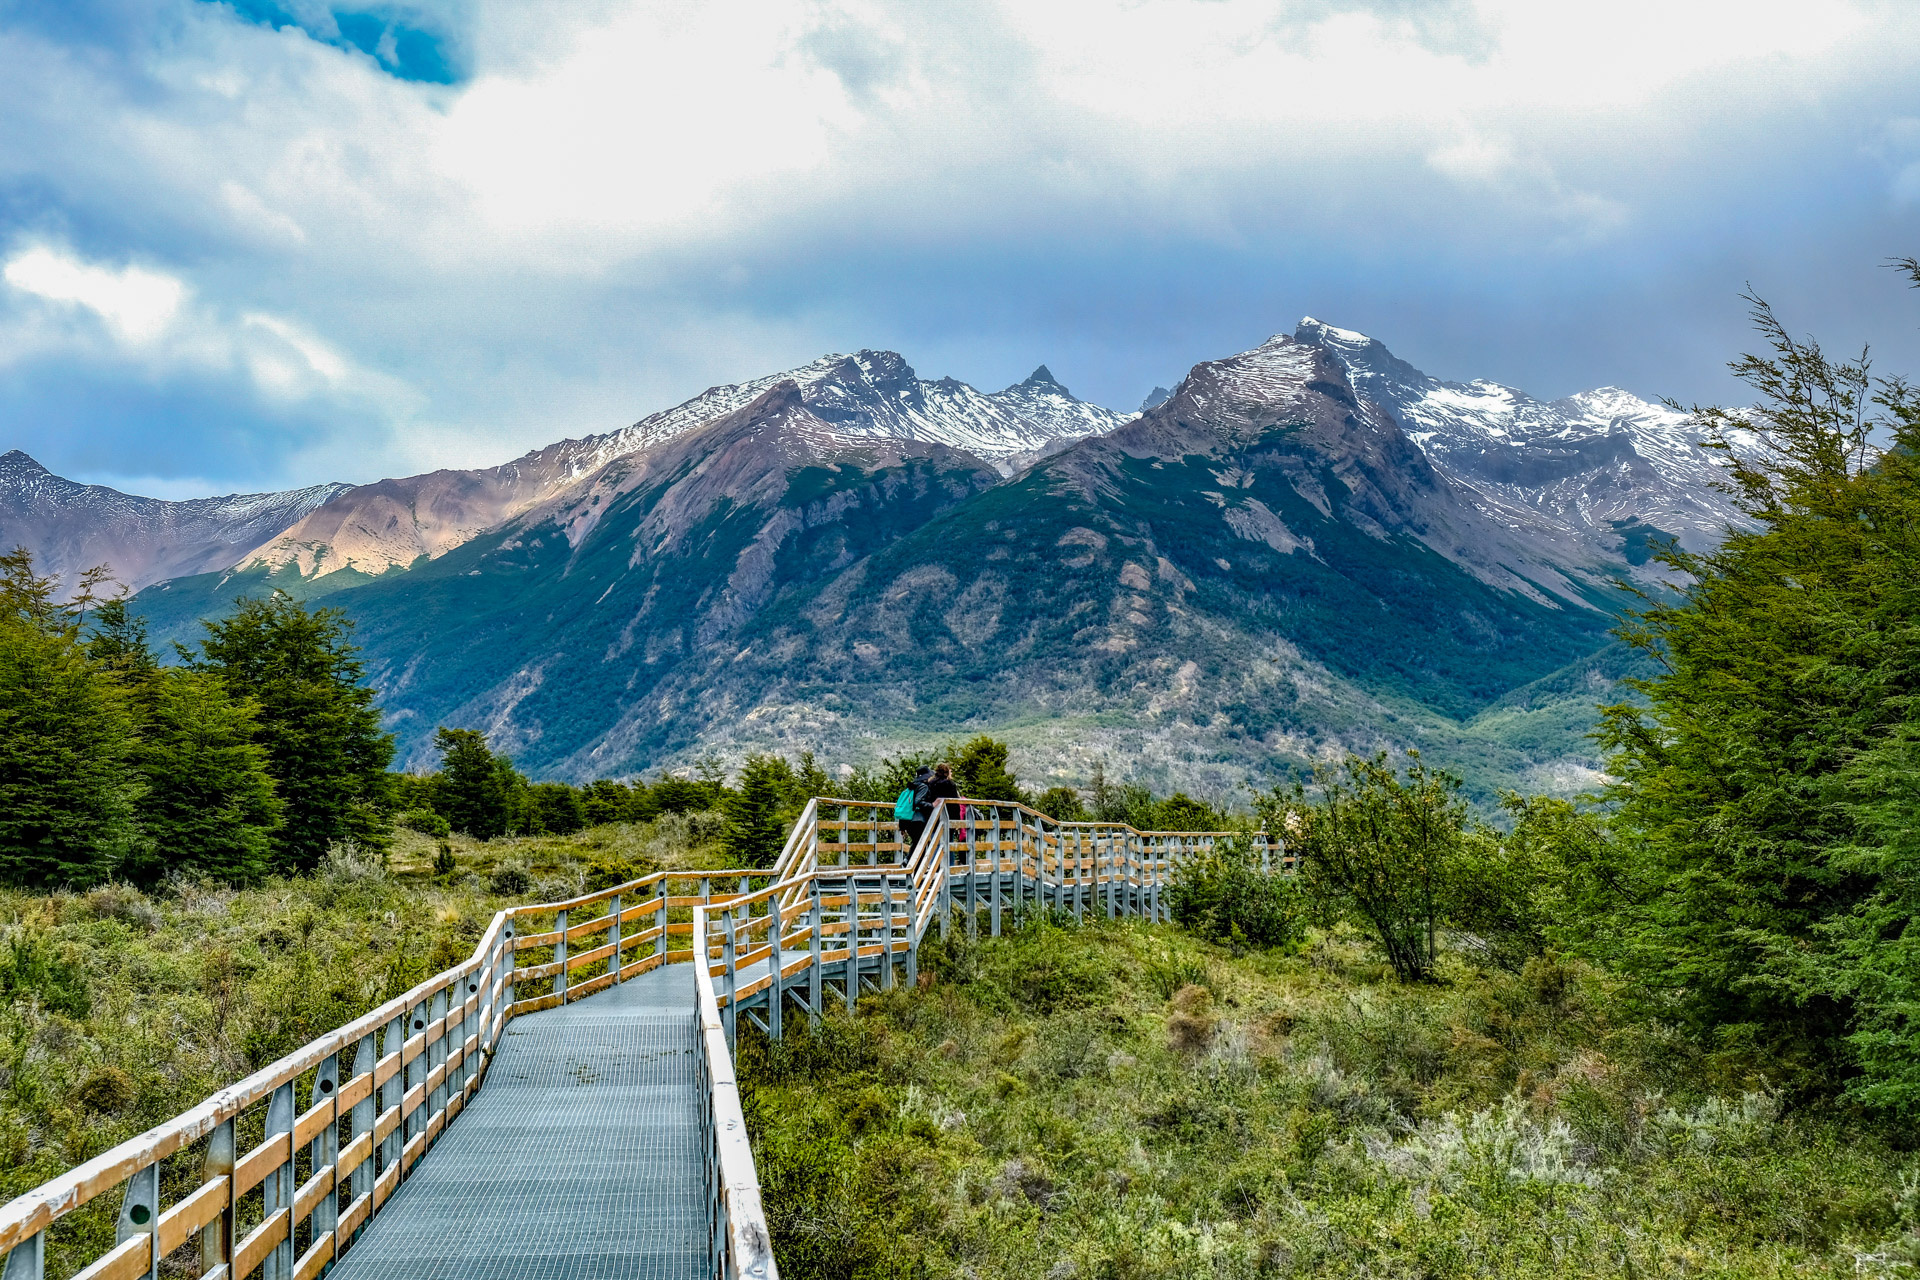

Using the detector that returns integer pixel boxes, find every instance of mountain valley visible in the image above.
[2,323,1741,801]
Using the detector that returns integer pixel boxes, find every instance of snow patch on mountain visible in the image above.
[1292,317,1753,563]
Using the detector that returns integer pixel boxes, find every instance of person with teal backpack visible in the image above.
[897,764,933,854]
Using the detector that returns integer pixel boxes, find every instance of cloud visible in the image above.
[4,246,185,344]
[0,0,1918,494]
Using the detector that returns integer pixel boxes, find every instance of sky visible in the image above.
[3,0,1920,497]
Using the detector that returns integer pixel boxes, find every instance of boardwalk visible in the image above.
[0,798,1278,1280]
[328,963,704,1280]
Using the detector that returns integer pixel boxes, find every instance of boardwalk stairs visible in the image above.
[0,798,1284,1280]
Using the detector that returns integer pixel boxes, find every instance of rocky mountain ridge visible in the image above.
[1293,318,1748,568]
[235,350,1126,583]
[0,450,348,594]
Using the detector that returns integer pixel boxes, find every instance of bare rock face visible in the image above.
[0,450,347,594]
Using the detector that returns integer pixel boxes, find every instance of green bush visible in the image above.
[1166,838,1302,949]
[397,807,451,837]
[0,931,90,1017]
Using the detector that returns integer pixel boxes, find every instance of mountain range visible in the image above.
[1,324,1748,801]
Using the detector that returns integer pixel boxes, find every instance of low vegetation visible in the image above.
[740,917,1919,1280]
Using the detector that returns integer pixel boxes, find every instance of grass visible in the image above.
[0,811,730,1277]
[738,916,1920,1280]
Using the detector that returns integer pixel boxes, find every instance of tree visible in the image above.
[125,671,282,885]
[0,549,143,888]
[529,782,586,836]
[1597,268,1920,1092]
[951,736,1023,802]
[430,728,516,839]
[84,597,158,683]
[724,755,793,867]
[1263,752,1468,982]
[1035,786,1088,823]
[1154,792,1225,832]
[1168,839,1302,949]
[582,779,633,826]
[191,593,393,871]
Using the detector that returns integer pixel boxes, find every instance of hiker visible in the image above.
[924,761,963,852]
[896,764,934,852]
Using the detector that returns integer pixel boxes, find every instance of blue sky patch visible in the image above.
[219,2,459,84]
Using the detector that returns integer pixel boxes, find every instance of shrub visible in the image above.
[397,807,450,837]
[0,931,90,1016]
[1167,838,1301,949]
[487,864,531,896]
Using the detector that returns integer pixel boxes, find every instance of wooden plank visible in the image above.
[426,1062,446,1095]
[338,1192,371,1241]
[426,1111,444,1144]
[232,1135,285,1198]
[372,1105,400,1146]
[293,1231,334,1280]
[401,1032,426,1066]
[512,928,563,950]
[336,1132,371,1182]
[69,1230,147,1280]
[402,1083,425,1118]
[155,1175,227,1255]
[508,993,563,1015]
[293,1099,332,1149]
[569,971,616,1001]
[567,938,618,968]
[233,1208,288,1279]
[401,1133,425,1173]
[373,1051,399,1089]
[292,1167,332,1224]
[372,1163,398,1211]
[336,1071,372,1111]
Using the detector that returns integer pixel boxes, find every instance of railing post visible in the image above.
[845,877,859,1013]
[809,877,823,1023]
[202,1115,235,1274]
[905,870,919,988]
[0,1231,42,1280]
[554,908,569,1003]
[656,889,669,965]
[722,911,738,1052]
[989,811,1003,938]
[939,813,952,940]
[310,1052,340,1243]
[609,893,623,984]
[114,1161,157,1280]
[379,1013,403,1177]
[880,873,896,990]
[428,988,447,1120]
[502,920,517,1014]
[769,896,784,1042]
[262,1080,294,1280]
[349,1036,374,1210]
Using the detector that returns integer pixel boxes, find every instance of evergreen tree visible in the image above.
[1597,272,1920,1092]
[126,671,282,885]
[1035,786,1089,822]
[84,597,158,683]
[529,782,586,836]
[0,549,143,888]
[724,755,792,867]
[951,735,1023,802]
[191,592,394,871]
[430,728,515,839]
[582,779,633,826]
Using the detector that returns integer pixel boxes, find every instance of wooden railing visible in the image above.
[0,869,778,1280]
[1,796,1276,1280]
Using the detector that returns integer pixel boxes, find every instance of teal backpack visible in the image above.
[894,788,916,821]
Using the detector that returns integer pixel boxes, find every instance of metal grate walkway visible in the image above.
[328,963,704,1280]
